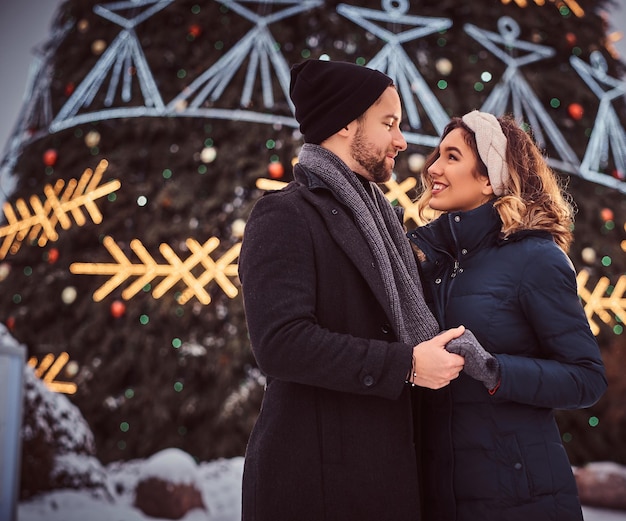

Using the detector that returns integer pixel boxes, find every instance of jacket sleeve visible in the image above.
[494,243,607,409]
[238,188,412,399]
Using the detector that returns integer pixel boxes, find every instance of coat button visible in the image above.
[363,375,375,387]
[435,278,442,284]
[381,324,391,334]
[454,215,461,222]
[514,462,523,470]
[331,208,338,215]
[461,248,468,255]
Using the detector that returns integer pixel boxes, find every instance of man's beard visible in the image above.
[350,125,391,183]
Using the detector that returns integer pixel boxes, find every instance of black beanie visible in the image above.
[289,60,393,144]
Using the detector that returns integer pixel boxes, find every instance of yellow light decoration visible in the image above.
[0,159,120,259]
[255,178,289,191]
[499,0,584,17]
[27,352,77,394]
[70,235,241,305]
[256,176,426,227]
[577,271,626,336]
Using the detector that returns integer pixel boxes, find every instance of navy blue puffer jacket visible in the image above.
[408,201,607,521]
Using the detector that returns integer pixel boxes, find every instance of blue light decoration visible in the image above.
[464,16,582,180]
[166,0,322,125]
[1,1,625,203]
[570,51,626,189]
[50,0,174,132]
[337,0,452,146]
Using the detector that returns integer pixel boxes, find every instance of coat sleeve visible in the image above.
[238,188,412,400]
[494,242,607,409]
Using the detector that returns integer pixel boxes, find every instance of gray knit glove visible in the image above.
[445,329,500,391]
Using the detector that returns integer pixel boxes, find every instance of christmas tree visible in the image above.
[1,0,625,495]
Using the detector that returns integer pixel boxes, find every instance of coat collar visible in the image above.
[408,201,555,257]
[292,162,397,325]
[409,201,502,257]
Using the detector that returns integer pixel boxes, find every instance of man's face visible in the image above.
[349,87,407,183]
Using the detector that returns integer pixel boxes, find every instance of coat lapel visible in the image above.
[300,187,394,322]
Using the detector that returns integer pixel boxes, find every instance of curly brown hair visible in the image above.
[415,113,575,252]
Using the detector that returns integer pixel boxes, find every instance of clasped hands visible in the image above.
[409,325,500,391]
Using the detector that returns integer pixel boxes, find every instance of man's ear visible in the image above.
[338,125,351,136]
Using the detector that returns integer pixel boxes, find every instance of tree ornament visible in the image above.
[408,153,426,173]
[581,247,596,264]
[91,39,107,55]
[268,162,284,179]
[568,102,584,120]
[47,247,59,264]
[435,57,453,76]
[5,316,15,331]
[188,24,202,38]
[565,32,577,46]
[85,131,101,148]
[600,207,614,222]
[231,219,246,239]
[43,149,58,166]
[77,19,89,33]
[0,262,10,282]
[110,300,126,318]
[62,286,78,305]
[200,146,217,163]
[64,82,75,97]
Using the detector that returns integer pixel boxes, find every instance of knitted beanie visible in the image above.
[289,60,393,144]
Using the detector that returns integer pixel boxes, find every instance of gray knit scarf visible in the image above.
[298,143,440,345]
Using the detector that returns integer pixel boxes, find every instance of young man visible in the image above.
[238,59,465,520]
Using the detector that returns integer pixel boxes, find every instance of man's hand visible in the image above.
[410,325,466,389]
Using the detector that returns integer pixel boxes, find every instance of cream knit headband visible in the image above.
[461,110,509,196]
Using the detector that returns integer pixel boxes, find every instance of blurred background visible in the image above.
[0,0,625,505]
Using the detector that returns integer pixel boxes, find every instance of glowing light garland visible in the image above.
[570,51,626,183]
[0,160,120,259]
[70,235,241,304]
[27,352,77,394]
[1,1,624,196]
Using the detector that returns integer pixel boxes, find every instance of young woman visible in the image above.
[407,110,607,520]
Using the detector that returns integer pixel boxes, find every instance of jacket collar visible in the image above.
[410,201,502,256]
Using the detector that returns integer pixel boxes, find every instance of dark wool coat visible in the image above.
[408,202,608,521]
[238,164,424,521]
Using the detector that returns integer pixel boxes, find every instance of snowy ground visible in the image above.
[16,455,626,521]
[18,455,244,521]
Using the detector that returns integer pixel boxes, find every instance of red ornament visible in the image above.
[565,32,577,47]
[268,162,284,179]
[47,247,59,264]
[110,300,126,318]
[5,316,15,331]
[612,169,624,180]
[600,208,614,222]
[64,82,75,96]
[188,24,202,38]
[43,148,58,166]
[568,103,584,121]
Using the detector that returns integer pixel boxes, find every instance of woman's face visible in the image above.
[427,127,494,213]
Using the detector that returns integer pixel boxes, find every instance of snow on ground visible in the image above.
[18,456,243,521]
[17,455,626,521]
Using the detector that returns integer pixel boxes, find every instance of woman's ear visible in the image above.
[482,176,495,196]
